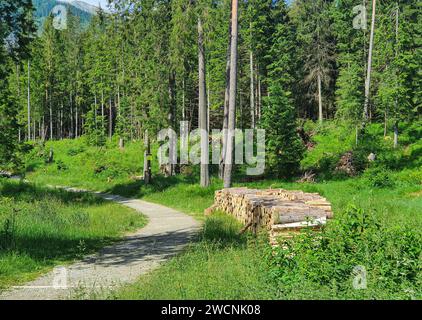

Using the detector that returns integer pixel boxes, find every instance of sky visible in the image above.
[82,0,109,8]
[61,0,110,9]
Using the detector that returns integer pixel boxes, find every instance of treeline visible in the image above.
[2,0,421,174]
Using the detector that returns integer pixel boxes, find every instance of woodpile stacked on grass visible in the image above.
[206,188,333,244]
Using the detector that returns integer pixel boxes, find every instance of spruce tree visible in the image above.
[261,83,304,178]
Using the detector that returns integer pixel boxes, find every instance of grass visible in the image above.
[87,213,276,300]
[0,179,147,289]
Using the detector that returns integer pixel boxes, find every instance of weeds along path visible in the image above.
[0,187,201,300]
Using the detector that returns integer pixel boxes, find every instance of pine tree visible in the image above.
[0,0,35,169]
[291,0,336,123]
[261,83,304,177]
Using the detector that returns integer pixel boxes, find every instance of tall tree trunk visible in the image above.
[393,2,399,149]
[60,105,63,139]
[27,61,31,141]
[182,78,186,121]
[109,97,113,140]
[223,0,239,188]
[207,70,210,133]
[257,73,262,121]
[168,71,177,176]
[143,130,152,185]
[101,87,105,129]
[70,92,74,138]
[250,41,255,129]
[318,73,323,124]
[15,64,22,141]
[363,0,377,126]
[219,18,232,179]
[75,101,78,138]
[49,88,53,140]
[198,17,210,187]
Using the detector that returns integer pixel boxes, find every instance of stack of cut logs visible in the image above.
[205,188,333,245]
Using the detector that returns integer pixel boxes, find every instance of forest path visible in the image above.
[0,188,201,300]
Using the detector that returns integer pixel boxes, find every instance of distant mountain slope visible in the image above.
[32,0,98,30]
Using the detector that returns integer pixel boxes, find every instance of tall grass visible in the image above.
[0,180,147,289]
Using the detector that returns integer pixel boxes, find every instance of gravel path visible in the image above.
[0,190,201,300]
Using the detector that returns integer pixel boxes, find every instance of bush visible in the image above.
[363,166,395,188]
[300,122,356,178]
[266,205,421,299]
[67,146,86,157]
[56,160,68,171]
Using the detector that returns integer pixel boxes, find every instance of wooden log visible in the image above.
[207,188,333,242]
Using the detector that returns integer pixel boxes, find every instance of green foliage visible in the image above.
[301,122,356,177]
[261,83,304,178]
[302,121,422,179]
[25,138,152,191]
[84,108,107,147]
[56,160,68,171]
[363,166,395,188]
[266,205,421,299]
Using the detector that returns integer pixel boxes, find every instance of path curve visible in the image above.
[0,189,201,300]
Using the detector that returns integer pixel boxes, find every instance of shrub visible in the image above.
[363,166,395,188]
[67,146,86,157]
[266,205,421,299]
[56,160,68,171]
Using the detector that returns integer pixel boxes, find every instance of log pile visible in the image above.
[206,188,333,244]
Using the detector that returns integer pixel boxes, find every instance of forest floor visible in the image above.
[0,188,200,300]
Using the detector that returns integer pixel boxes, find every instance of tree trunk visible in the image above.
[250,42,255,129]
[143,130,152,185]
[318,73,323,124]
[393,2,399,149]
[393,120,398,149]
[101,88,105,129]
[182,78,186,121]
[109,97,113,140]
[363,0,377,125]
[257,74,262,121]
[60,104,63,139]
[25,61,31,141]
[198,17,210,187]
[168,71,177,176]
[49,91,53,140]
[219,20,232,180]
[70,93,74,138]
[223,0,239,189]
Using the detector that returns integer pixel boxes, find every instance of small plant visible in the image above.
[56,160,69,171]
[77,239,87,258]
[67,146,85,157]
[0,198,20,251]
